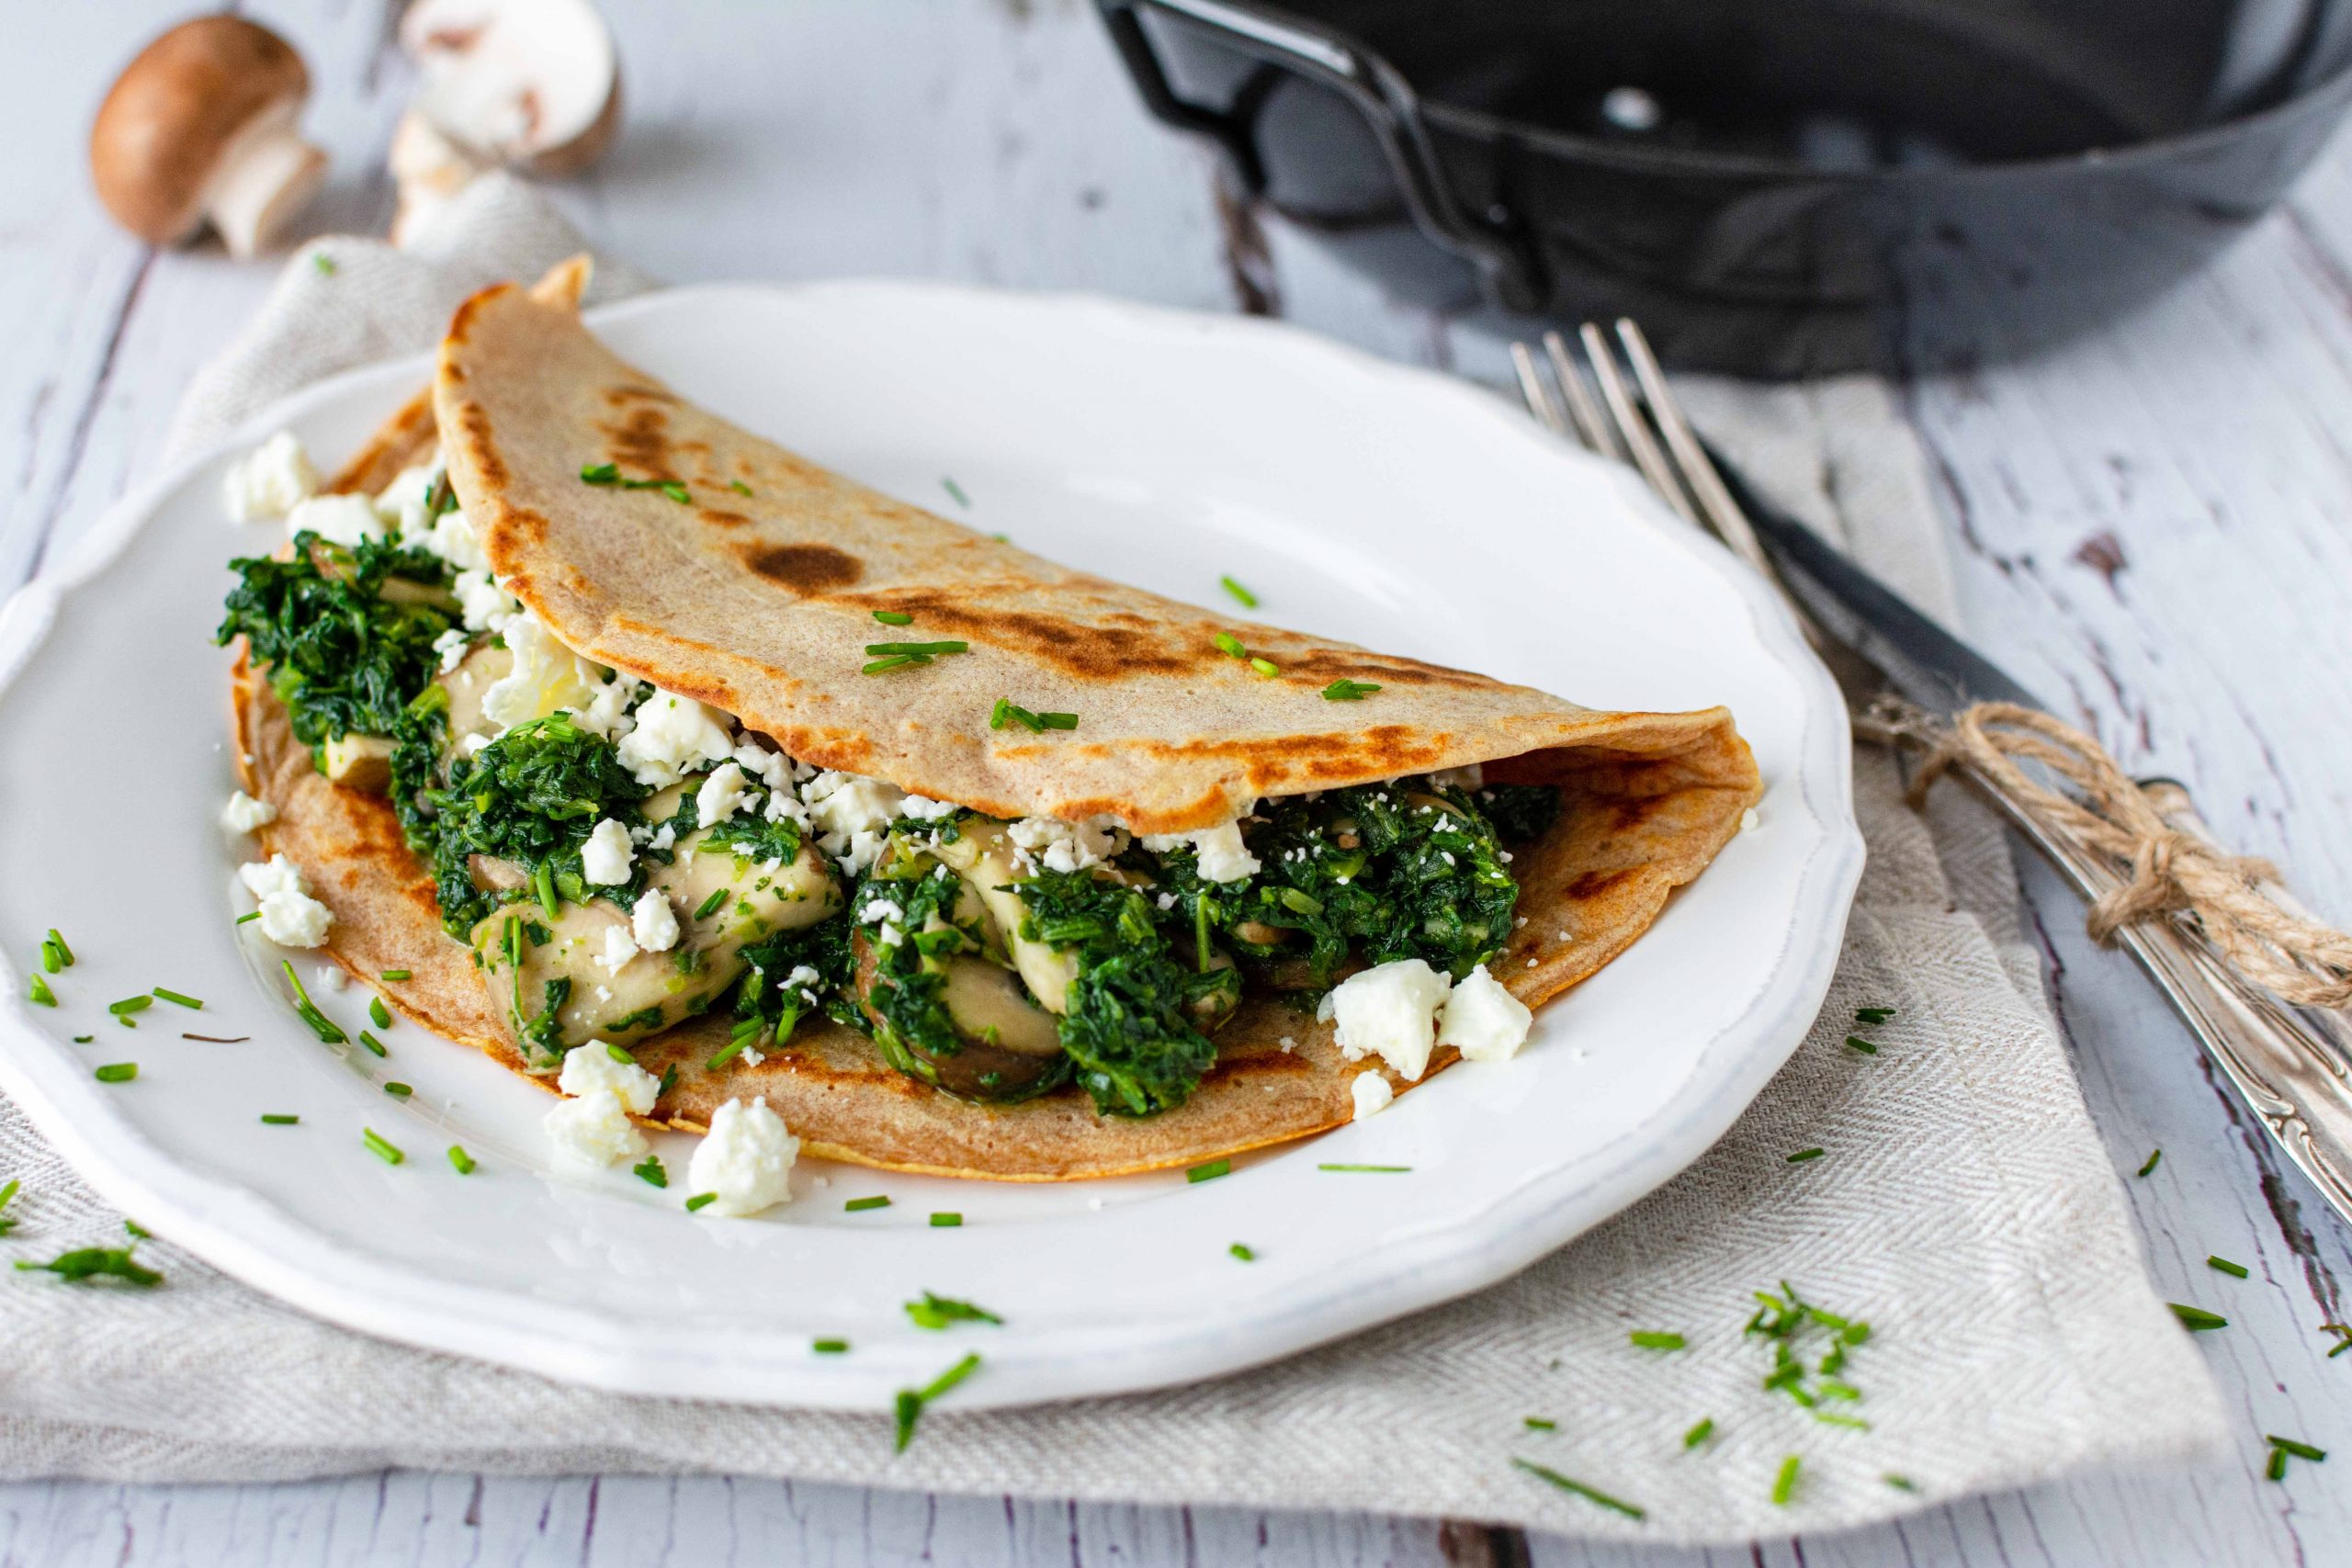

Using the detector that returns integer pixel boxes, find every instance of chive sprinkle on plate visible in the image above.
[93,1063,137,1084]
[1524,1416,1558,1431]
[2137,1147,2163,1177]
[362,1128,404,1166]
[1317,1163,1411,1173]
[892,1350,982,1453]
[813,1337,849,1354]
[369,996,392,1030]
[1629,1330,1686,1350]
[685,1192,718,1213]
[1770,1454,1803,1506]
[904,1291,1003,1330]
[1229,1242,1255,1261]
[26,975,54,1007]
[941,477,970,508]
[1510,1458,1645,1520]
[1219,574,1260,608]
[47,928,74,967]
[2169,1302,2229,1331]
[844,1195,891,1213]
[1186,1157,1231,1184]
[260,1113,299,1125]
[930,1212,964,1227]
[382,1081,413,1098]
[2208,1254,2250,1279]
[447,1145,477,1175]
[1682,1417,1715,1449]
[152,987,203,1010]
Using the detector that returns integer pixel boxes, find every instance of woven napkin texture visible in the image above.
[0,175,2226,1544]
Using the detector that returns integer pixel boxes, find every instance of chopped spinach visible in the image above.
[1019,869,1216,1116]
[1476,783,1564,843]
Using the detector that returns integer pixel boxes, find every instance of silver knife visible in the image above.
[1710,446,2352,1227]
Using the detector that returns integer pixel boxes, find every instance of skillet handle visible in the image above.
[1094,0,1549,310]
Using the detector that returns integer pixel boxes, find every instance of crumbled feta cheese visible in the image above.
[1430,764,1485,791]
[453,568,523,632]
[1008,814,1125,874]
[543,1089,648,1171]
[1141,818,1261,884]
[222,432,318,523]
[695,762,751,827]
[432,626,469,673]
[1156,891,1178,911]
[574,674,641,740]
[730,741,796,797]
[686,1097,799,1217]
[901,794,961,821]
[1436,965,1534,1062]
[283,493,386,551]
[802,771,906,874]
[238,852,308,900]
[313,964,347,992]
[1327,957,1452,1080]
[1277,1035,1297,1053]
[783,964,823,1005]
[861,898,906,927]
[369,459,441,532]
[595,923,639,975]
[220,790,277,833]
[257,888,333,947]
[1741,806,1761,833]
[648,822,677,852]
[616,688,736,787]
[1351,1071,1395,1121]
[581,818,635,885]
[557,1042,661,1115]
[482,610,607,732]
[631,891,680,953]
[738,1043,765,1068]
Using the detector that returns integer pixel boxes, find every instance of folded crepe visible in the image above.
[229,260,1761,1180]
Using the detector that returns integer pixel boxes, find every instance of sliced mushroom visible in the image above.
[432,640,513,764]
[931,821,1080,1013]
[90,17,327,256]
[851,927,1067,1100]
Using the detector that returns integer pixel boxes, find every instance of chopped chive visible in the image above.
[0,1178,16,1236]
[382,1081,413,1098]
[942,477,970,507]
[369,997,392,1030]
[2324,1324,2352,1357]
[362,1128,403,1166]
[2267,1447,2290,1482]
[94,1063,137,1084]
[260,1113,299,1125]
[358,1031,388,1058]
[1682,1417,1715,1449]
[1884,1474,1918,1493]
[1186,1157,1231,1184]
[47,929,74,967]
[2169,1303,2228,1331]
[929,1212,964,1227]
[2137,1148,2162,1177]
[656,1065,679,1100]
[1037,711,1079,730]
[71,1034,91,1043]
[40,941,61,974]
[2209,1255,2250,1279]
[1855,1006,1894,1024]
[1229,1242,1255,1261]
[1213,631,1248,659]
[844,1195,891,1212]
[865,640,968,657]
[893,1350,983,1452]
[872,609,914,626]
[1813,1411,1872,1431]
[1843,1034,1879,1055]
[280,961,345,1043]
[813,1337,849,1353]
[991,697,1044,733]
[2269,1434,2328,1461]
[905,1291,1003,1330]
[152,987,204,1010]
[108,995,153,1016]
[580,463,689,503]
[312,252,335,275]
[695,887,730,919]
[1247,656,1279,678]
[1629,1330,1686,1350]
[862,653,923,675]
[235,910,262,925]
[632,1155,668,1188]
[1510,1459,1645,1520]
[124,1219,150,1239]
[729,479,754,497]
[27,974,54,1007]
[380,969,411,981]
[14,1247,161,1287]
[1524,1416,1557,1431]
[1786,1147,1826,1163]
[1770,1454,1802,1506]
[447,1145,476,1175]
[706,1035,748,1071]
[685,1192,718,1213]
[1219,575,1260,608]
[1317,1163,1411,1172]
[1320,678,1382,701]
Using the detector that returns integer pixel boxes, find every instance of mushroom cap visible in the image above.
[90,16,311,244]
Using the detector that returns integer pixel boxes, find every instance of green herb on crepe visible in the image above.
[1320,678,1382,701]
[580,463,689,504]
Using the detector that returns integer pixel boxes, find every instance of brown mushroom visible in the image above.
[89,17,328,257]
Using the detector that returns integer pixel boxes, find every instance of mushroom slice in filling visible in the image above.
[929,821,1080,1013]
[469,791,841,1064]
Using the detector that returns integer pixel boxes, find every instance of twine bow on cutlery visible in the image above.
[1906,701,2352,1009]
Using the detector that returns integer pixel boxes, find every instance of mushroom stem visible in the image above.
[203,103,326,257]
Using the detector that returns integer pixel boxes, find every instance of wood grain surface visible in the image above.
[5,2,2349,1562]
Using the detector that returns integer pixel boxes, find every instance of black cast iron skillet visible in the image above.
[1097,0,2352,373]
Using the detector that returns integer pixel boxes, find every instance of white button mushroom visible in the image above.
[88,17,328,257]
[399,0,624,176]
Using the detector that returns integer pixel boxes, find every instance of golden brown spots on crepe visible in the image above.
[601,405,675,480]
[741,542,864,592]
[699,509,752,529]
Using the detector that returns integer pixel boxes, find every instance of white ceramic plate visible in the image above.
[0,283,1858,1409]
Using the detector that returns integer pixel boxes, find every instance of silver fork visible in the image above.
[1515,320,2352,1221]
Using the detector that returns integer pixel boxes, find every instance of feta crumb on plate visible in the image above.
[220,790,277,833]
[284,493,387,549]
[1437,965,1534,1062]
[256,888,332,947]
[1326,957,1452,1080]
[1350,1070,1395,1121]
[544,1089,648,1171]
[237,852,308,900]
[687,1097,799,1217]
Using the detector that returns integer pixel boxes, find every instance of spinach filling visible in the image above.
[1018,868,1221,1117]
[217,531,457,768]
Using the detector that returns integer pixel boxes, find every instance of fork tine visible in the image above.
[1578,322,1702,529]
[1613,320,1774,581]
[1510,342,1572,441]
[1540,331,1619,458]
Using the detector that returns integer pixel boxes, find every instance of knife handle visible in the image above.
[1937,754,2352,1213]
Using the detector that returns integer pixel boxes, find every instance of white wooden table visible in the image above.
[6,3,2351,1562]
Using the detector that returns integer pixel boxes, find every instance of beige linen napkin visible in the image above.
[0,175,2225,1544]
